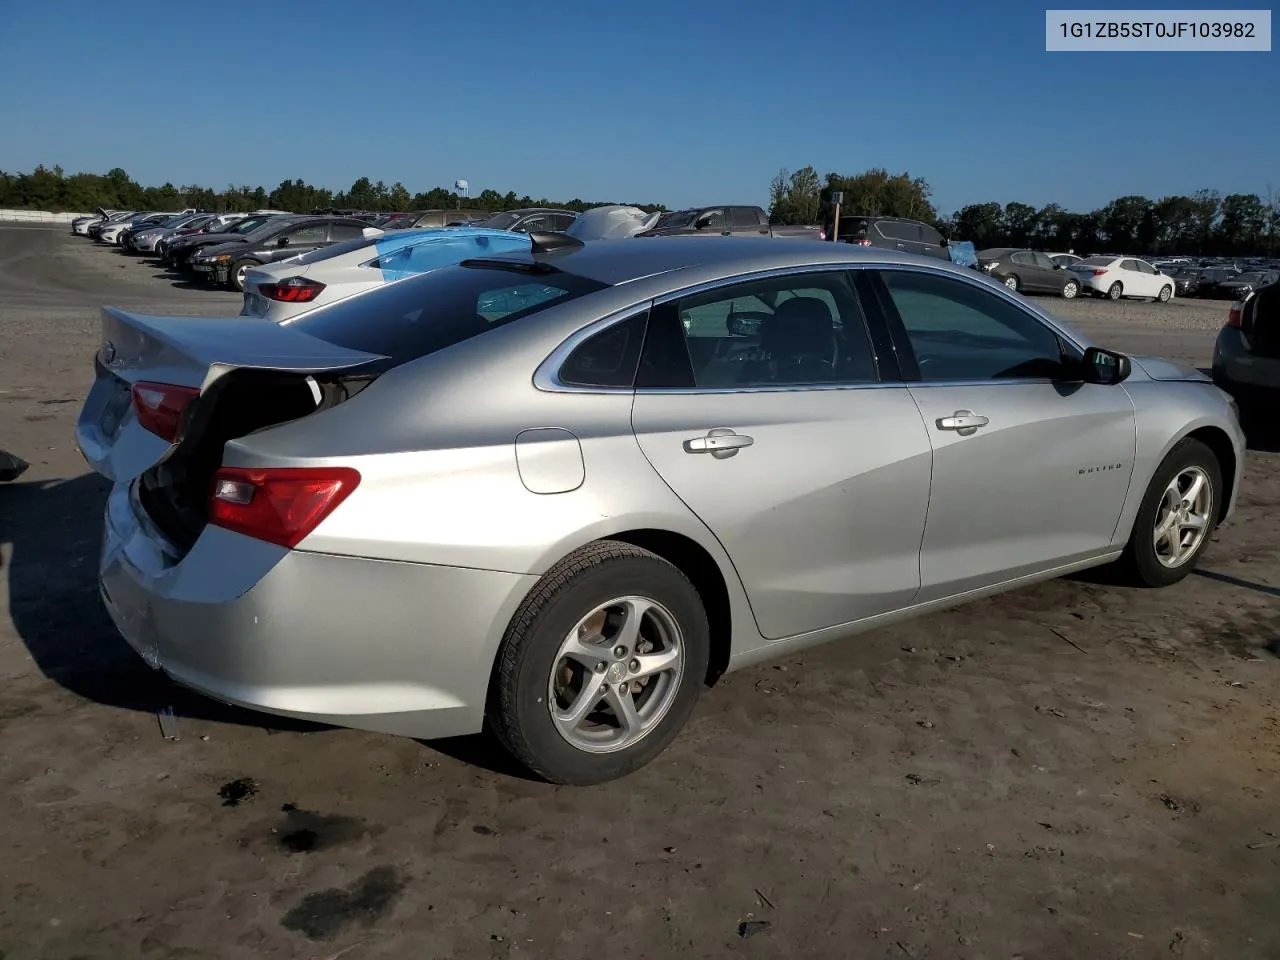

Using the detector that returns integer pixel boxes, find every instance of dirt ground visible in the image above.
[1,224,1278,960]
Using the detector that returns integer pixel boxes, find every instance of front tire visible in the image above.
[229,259,255,292]
[1158,284,1173,303]
[487,541,710,785]
[1118,438,1221,587]
[1108,282,1124,300]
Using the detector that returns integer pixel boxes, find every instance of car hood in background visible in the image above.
[1130,356,1211,382]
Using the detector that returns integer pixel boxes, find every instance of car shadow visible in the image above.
[1244,422,1280,454]
[152,271,218,291]
[0,472,325,732]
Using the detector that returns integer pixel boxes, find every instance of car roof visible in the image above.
[476,235,973,286]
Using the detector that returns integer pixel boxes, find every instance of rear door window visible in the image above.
[287,263,609,367]
[330,222,367,241]
[730,207,762,229]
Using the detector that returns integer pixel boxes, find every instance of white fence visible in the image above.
[0,209,90,224]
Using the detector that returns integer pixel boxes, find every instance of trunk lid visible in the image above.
[76,307,386,483]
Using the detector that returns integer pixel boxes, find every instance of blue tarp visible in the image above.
[947,240,977,269]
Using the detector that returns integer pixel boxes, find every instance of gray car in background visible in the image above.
[76,238,1244,785]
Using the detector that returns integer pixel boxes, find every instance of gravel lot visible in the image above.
[2,225,1278,960]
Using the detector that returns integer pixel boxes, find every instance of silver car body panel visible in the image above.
[79,238,1247,740]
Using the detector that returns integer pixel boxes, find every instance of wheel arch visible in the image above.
[1183,425,1237,523]
[606,528,734,686]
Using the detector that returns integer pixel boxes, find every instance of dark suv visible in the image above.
[821,215,948,260]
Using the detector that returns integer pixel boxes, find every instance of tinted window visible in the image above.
[730,207,761,228]
[516,215,550,233]
[698,209,726,229]
[875,220,907,241]
[1050,254,1076,266]
[283,223,328,244]
[330,222,366,241]
[483,211,524,231]
[920,224,944,245]
[1031,252,1057,270]
[289,264,609,366]
[1010,251,1036,266]
[1076,256,1114,266]
[559,312,647,387]
[652,271,877,388]
[551,213,578,231]
[1120,259,1142,272]
[880,270,1069,382]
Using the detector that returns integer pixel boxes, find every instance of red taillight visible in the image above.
[258,277,326,303]
[131,381,200,442]
[1091,269,1108,276]
[210,467,360,548]
[1226,302,1243,328]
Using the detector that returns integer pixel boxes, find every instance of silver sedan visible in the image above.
[76,237,1245,784]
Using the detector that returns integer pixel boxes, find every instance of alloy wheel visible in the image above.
[1152,466,1212,568]
[548,596,685,754]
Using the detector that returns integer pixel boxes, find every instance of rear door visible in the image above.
[1119,259,1147,297]
[868,268,1135,600]
[630,269,932,640]
[729,207,768,236]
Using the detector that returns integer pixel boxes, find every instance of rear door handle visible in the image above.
[683,428,754,459]
[936,410,989,436]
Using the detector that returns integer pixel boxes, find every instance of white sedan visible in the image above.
[1067,256,1177,302]
[240,227,533,323]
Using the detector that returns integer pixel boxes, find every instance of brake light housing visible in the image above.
[131,381,200,442]
[1091,269,1108,276]
[210,467,361,548]
[1226,301,1244,328]
[258,277,326,303]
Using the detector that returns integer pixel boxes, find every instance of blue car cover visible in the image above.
[947,240,977,269]
[372,228,533,283]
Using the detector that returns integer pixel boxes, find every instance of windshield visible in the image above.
[482,211,524,231]
[230,216,278,236]
[287,262,609,367]
[1075,256,1115,266]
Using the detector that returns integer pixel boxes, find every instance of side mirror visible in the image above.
[1081,346,1131,385]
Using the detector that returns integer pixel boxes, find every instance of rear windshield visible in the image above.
[292,235,377,265]
[1075,256,1114,266]
[287,262,610,366]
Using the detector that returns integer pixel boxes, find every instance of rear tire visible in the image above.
[1108,282,1124,300]
[1062,280,1079,299]
[1158,284,1173,303]
[487,541,710,785]
[1117,438,1221,588]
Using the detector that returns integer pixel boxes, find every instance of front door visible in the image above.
[871,268,1136,600]
[630,270,933,641]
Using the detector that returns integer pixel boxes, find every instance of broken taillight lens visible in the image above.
[131,381,200,442]
[209,467,360,548]
[258,277,326,303]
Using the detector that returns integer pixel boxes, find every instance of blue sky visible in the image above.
[0,1,1275,213]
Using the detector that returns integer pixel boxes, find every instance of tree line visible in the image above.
[769,165,1280,257]
[0,165,667,218]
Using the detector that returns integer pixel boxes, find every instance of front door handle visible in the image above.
[683,428,754,459]
[936,410,989,436]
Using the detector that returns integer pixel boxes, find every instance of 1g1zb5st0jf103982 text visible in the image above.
[1045,9,1272,50]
